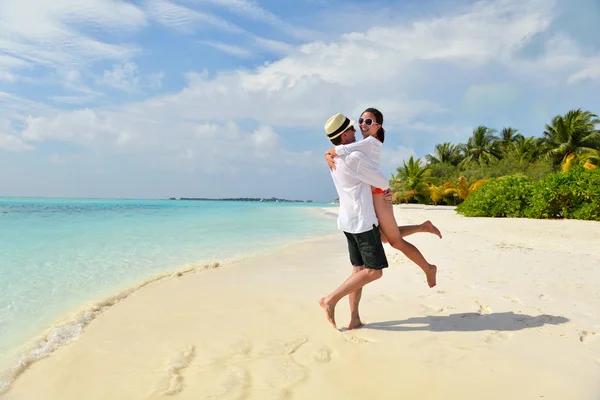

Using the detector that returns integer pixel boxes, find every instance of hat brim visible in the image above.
[328,118,355,140]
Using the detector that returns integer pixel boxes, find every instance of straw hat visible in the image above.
[324,113,355,140]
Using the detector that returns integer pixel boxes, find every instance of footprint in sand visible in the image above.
[341,333,371,344]
[258,336,308,357]
[485,331,510,344]
[539,294,552,301]
[231,338,253,360]
[204,366,250,400]
[254,358,308,393]
[474,300,492,314]
[579,330,597,343]
[312,347,332,363]
[152,345,196,397]
[420,304,439,314]
[503,296,522,304]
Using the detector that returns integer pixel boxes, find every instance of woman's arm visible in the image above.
[335,136,376,157]
[325,136,376,170]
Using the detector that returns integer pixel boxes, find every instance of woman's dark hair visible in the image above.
[362,107,385,143]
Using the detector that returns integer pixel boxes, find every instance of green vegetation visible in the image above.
[390,108,600,220]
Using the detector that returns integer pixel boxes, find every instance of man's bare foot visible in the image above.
[319,297,337,329]
[348,317,363,330]
[423,220,442,239]
[426,265,437,288]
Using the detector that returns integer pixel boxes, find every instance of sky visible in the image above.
[1,0,599,202]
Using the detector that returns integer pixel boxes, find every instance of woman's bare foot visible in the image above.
[319,297,337,329]
[422,220,442,239]
[348,317,363,330]
[426,265,437,288]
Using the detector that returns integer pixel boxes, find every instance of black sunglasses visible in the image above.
[358,117,379,126]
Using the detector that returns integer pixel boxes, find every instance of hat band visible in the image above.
[327,117,351,138]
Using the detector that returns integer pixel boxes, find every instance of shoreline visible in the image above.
[0,230,338,395]
[4,206,600,399]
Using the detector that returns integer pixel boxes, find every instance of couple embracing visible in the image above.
[319,108,441,330]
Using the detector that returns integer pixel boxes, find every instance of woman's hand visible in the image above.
[383,189,393,203]
[325,148,338,170]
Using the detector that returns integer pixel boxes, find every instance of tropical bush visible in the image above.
[525,167,600,220]
[456,175,533,218]
[455,168,600,221]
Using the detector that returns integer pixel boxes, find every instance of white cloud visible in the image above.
[197,0,282,25]
[147,72,165,89]
[18,108,318,182]
[0,0,145,73]
[0,117,33,151]
[144,0,244,34]
[48,95,98,104]
[198,41,254,58]
[252,36,294,55]
[568,61,600,84]
[0,92,54,122]
[181,0,320,40]
[0,55,31,81]
[54,68,101,96]
[103,62,142,92]
[101,62,165,92]
[0,133,33,151]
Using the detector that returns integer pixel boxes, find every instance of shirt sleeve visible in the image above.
[351,153,390,190]
[334,136,374,157]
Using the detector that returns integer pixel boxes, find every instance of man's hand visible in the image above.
[383,189,393,203]
[325,148,338,170]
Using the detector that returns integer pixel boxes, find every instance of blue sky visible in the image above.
[1,0,599,202]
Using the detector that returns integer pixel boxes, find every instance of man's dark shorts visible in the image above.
[343,224,388,270]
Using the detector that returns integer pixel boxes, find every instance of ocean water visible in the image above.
[0,197,337,391]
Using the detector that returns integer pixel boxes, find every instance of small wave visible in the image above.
[0,260,222,395]
[306,207,338,219]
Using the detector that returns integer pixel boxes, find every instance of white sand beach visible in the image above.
[4,206,600,400]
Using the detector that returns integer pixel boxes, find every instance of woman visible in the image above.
[325,108,440,288]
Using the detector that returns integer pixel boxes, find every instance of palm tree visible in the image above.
[428,182,459,205]
[391,156,432,203]
[498,127,524,153]
[426,142,463,166]
[506,136,543,162]
[443,176,490,202]
[460,125,501,166]
[561,152,600,171]
[542,108,600,166]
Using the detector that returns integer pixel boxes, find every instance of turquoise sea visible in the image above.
[0,197,337,392]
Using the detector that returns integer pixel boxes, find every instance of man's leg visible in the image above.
[320,227,387,329]
[348,265,365,330]
[319,267,382,329]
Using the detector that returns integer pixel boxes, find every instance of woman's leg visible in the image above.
[398,222,442,239]
[372,194,437,288]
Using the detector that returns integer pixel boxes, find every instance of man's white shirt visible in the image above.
[334,135,381,167]
[330,144,390,234]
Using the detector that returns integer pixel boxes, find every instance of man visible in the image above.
[319,112,391,330]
